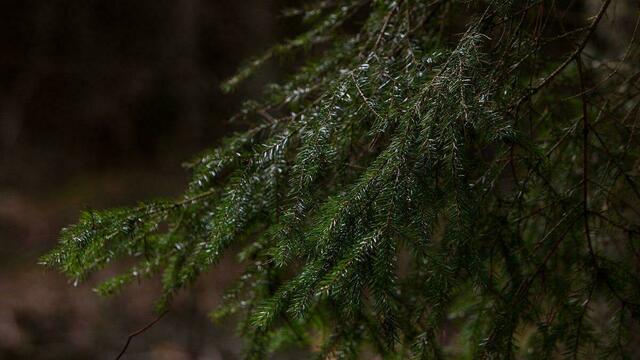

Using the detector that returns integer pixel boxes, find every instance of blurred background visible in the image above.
[0,1,299,358]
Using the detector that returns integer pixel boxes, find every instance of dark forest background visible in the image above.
[2,1,636,359]
[0,1,299,358]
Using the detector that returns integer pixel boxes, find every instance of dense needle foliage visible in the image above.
[43,0,640,358]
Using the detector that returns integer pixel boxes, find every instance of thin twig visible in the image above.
[351,72,383,120]
[515,0,613,109]
[115,310,169,360]
[372,4,397,51]
[577,57,597,264]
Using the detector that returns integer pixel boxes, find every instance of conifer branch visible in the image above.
[43,0,640,357]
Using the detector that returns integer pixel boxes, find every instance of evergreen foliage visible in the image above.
[43,0,640,358]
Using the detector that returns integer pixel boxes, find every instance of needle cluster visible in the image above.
[43,1,640,358]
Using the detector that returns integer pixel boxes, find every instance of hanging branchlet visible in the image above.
[43,0,640,358]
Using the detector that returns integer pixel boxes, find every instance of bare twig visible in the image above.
[577,57,597,264]
[115,310,169,360]
[515,0,613,109]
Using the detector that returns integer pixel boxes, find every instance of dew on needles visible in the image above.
[43,0,640,359]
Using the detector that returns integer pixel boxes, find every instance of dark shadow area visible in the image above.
[0,1,300,358]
